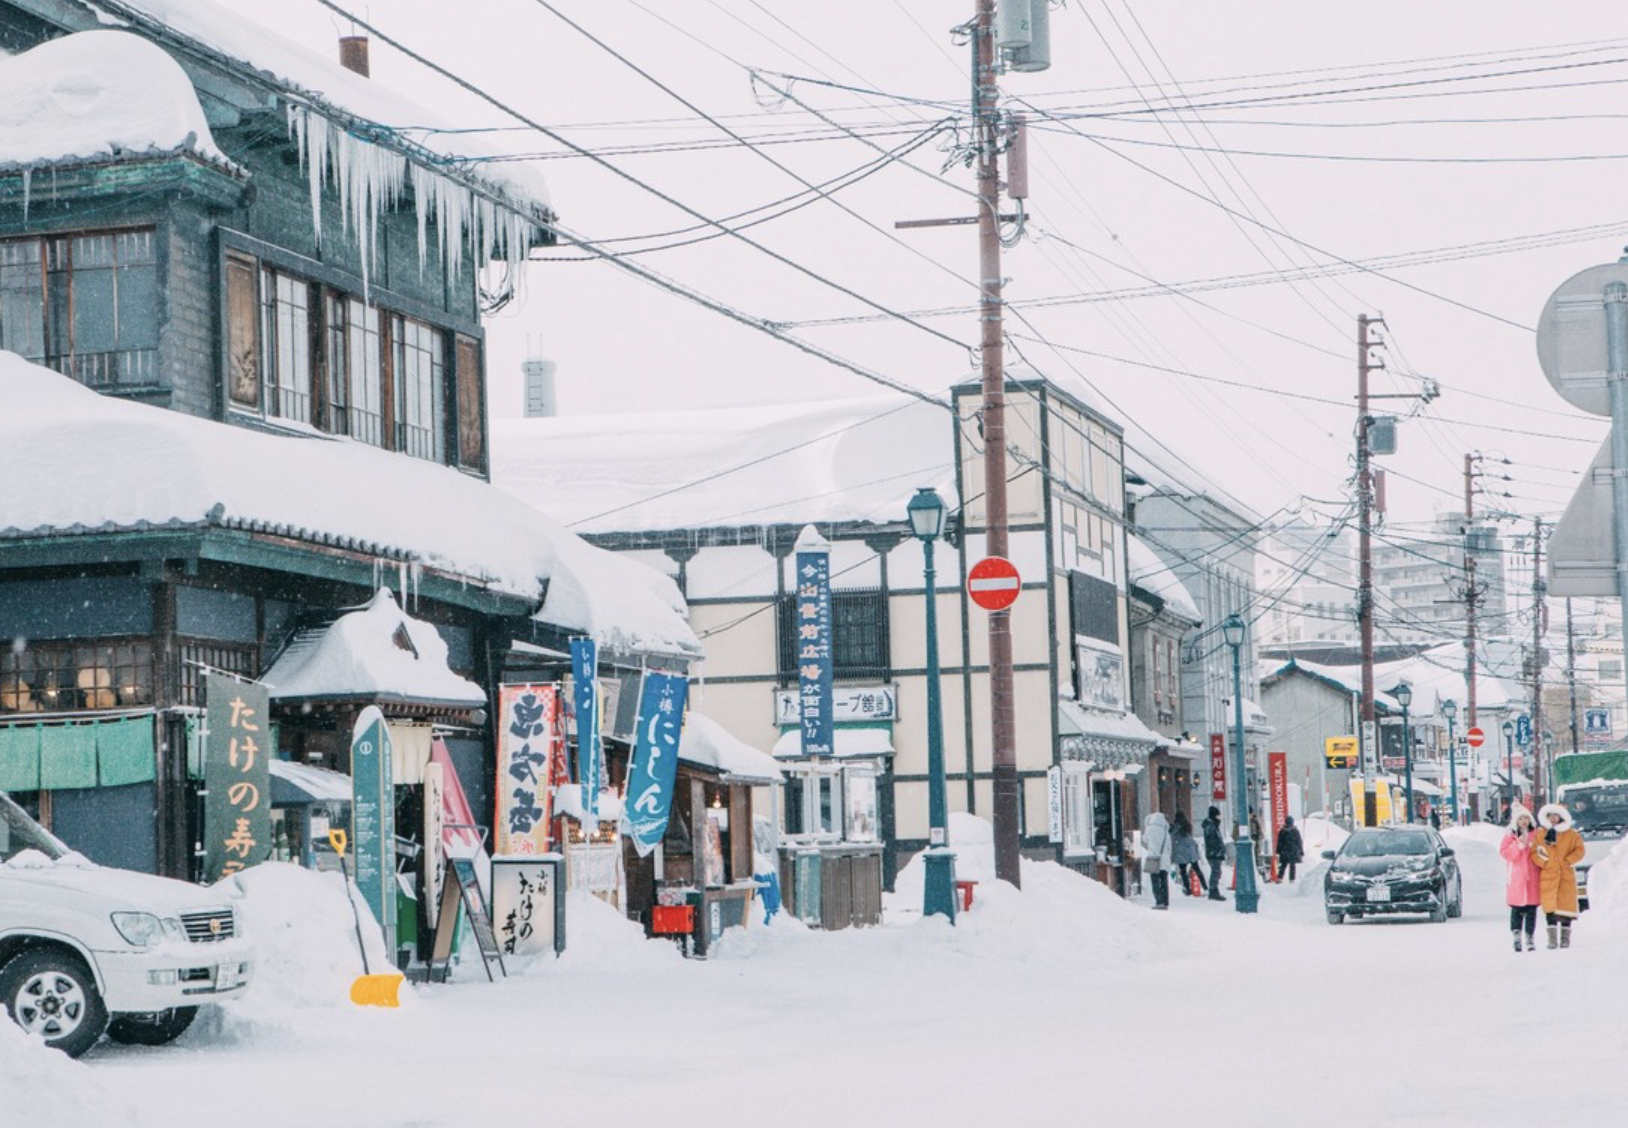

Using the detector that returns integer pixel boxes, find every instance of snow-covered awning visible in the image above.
[0,30,237,176]
[773,726,895,760]
[263,589,485,710]
[680,714,782,785]
[554,787,623,825]
[1058,699,1161,767]
[0,358,699,659]
[268,758,351,806]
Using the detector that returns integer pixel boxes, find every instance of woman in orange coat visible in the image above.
[1532,802,1586,949]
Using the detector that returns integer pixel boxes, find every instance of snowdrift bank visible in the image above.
[1580,833,1628,937]
[0,1018,144,1123]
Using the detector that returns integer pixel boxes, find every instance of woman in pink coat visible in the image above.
[1499,803,1543,952]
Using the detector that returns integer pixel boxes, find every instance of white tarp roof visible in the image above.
[492,396,956,534]
[0,357,698,658]
[679,714,782,783]
[262,589,485,707]
[0,30,233,172]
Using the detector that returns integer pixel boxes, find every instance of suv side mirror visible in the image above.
[1321,849,1337,861]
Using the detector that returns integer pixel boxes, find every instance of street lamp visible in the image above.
[908,487,957,921]
[1221,613,1259,913]
[1501,719,1516,817]
[1442,698,1459,825]
[1390,681,1413,823]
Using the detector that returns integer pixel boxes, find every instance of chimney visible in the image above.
[339,35,370,78]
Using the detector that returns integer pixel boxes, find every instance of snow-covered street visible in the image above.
[8,820,1622,1128]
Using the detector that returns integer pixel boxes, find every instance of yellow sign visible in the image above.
[1325,735,1359,769]
[1349,778,1397,825]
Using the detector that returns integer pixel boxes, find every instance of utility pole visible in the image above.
[1462,454,1481,730]
[975,0,1020,886]
[1530,517,1547,802]
[1356,314,1383,827]
[1566,598,1580,755]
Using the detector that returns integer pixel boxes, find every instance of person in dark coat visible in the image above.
[1274,815,1305,882]
[1171,809,1205,895]
[1201,805,1227,901]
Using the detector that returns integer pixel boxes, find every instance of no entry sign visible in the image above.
[967,556,1021,611]
[1465,726,1485,749]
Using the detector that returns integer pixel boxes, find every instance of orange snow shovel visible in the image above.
[327,828,404,1008]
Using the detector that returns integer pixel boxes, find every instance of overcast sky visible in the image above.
[199,0,1628,536]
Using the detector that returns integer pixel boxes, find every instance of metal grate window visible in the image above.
[174,642,258,708]
[776,587,890,686]
[0,641,155,714]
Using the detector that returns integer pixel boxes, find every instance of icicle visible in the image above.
[20,168,29,223]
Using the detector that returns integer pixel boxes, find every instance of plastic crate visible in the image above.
[650,904,694,935]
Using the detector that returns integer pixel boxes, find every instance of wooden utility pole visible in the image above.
[1463,454,1481,730]
[1531,517,1547,801]
[1357,315,1383,826]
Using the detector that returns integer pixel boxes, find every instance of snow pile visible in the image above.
[1580,832,1628,938]
[0,31,231,175]
[0,357,698,657]
[0,1020,146,1123]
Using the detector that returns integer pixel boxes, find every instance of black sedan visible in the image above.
[1323,827,1462,924]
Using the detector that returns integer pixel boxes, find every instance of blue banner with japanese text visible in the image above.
[349,706,396,952]
[795,543,834,756]
[623,671,689,857]
[570,638,602,820]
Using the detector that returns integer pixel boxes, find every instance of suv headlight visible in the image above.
[111,912,186,947]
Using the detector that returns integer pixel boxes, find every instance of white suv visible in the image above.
[0,790,254,1056]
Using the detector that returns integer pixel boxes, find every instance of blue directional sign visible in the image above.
[1515,714,1533,748]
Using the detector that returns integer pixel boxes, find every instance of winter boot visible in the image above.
[1525,932,1536,951]
[1547,924,1560,950]
[1560,922,1572,949]
[1512,930,1523,953]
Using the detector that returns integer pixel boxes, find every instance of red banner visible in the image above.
[1268,751,1288,850]
[1210,733,1227,802]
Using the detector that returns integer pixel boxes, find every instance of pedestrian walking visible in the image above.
[1201,805,1227,901]
[1531,802,1586,949]
[1274,815,1304,882]
[1141,812,1173,910]
[1499,803,1542,953]
[1171,809,1205,895]
[1429,808,1442,830]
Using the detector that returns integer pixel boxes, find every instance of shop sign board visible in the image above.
[1268,752,1288,857]
[492,855,565,957]
[1361,720,1378,773]
[1324,736,1358,769]
[1046,765,1063,843]
[1585,708,1613,745]
[202,673,273,883]
[1516,714,1533,747]
[623,671,689,857]
[570,638,603,820]
[794,532,834,757]
[1209,733,1226,802]
[774,684,897,725]
[349,706,396,953]
[431,856,505,981]
[495,685,559,855]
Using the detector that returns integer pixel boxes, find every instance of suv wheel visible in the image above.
[0,949,108,1058]
[107,1007,198,1047]
[1326,909,1344,925]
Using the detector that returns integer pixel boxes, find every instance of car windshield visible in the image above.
[0,791,68,863]
[1566,787,1628,834]
[1343,830,1433,857]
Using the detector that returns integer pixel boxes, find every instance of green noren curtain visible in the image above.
[38,724,98,790]
[97,718,157,787]
[0,725,40,792]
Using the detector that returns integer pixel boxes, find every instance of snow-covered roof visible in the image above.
[0,357,698,658]
[262,589,486,708]
[1266,647,1514,715]
[773,726,895,759]
[0,30,233,173]
[1126,533,1200,623]
[680,714,783,784]
[492,396,956,535]
[268,758,351,804]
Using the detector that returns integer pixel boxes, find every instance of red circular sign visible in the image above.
[967,556,1022,611]
[1465,727,1485,748]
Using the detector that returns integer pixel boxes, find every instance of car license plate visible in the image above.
[216,962,240,990]
[1367,885,1391,903]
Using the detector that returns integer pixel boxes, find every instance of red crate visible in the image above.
[650,905,694,935]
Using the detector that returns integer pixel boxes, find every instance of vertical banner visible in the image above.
[349,706,397,952]
[496,685,558,855]
[1268,751,1288,866]
[203,673,273,883]
[623,671,690,857]
[794,526,834,757]
[423,759,445,929]
[569,638,602,819]
[1209,733,1227,803]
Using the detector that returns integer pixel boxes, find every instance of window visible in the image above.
[1,642,154,714]
[0,230,157,387]
[392,315,444,461]
[174,643,257,709]
[262,268,313,424]
[455,335,484,471]
[346,299,385,447]
[225,254,260,409]
[1062,765,1092,857]
[776,587,890,686]
[322,292,349,434]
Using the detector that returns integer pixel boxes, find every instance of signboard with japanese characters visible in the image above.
[495,685,559,855]
[774,684,897,725]
[1585,708,1612,746]
[794,530,834,757]
[349,706,396,952]
[623,671,689,857]
[1268,752,1288,860]
[492,855,565,957]
[203,673,273,883]
[1209,733,1227,802]
[570,638,603,820]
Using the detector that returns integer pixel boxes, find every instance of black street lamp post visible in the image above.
[1390,682,1413,823]
[908,487,957,921]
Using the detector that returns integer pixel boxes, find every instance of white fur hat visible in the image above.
[1536,802,1573,832]
[1507,802,1537,830]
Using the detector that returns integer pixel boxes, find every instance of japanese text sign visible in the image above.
[492,855,564,957]
[203,673,272,883]
[349,706,396,951]
[1268,751,1288,849]
[795,540,833,757]
[1209,733,1227,802]
[496,685,559,855]
[570,638,602,820]
[623,671,689,857]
